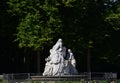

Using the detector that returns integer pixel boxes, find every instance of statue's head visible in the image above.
[68,49,71,52]
[58,38,62,42]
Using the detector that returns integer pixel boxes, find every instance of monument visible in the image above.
[43,39,78,76]
[31,39,117,81]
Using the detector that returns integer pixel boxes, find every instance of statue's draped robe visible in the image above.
[43,39,78,76]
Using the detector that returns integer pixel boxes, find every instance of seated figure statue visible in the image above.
[43,39,65,76]
[43,39,78,76]
[67,49,78,75]
[42,56,52,76]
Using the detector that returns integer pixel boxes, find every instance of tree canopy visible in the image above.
[0,0,120,74]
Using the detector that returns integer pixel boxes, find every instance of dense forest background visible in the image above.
[1,0,120,78]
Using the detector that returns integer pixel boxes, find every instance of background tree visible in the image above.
[60,0,120,73]
[3,0,120,77]
[0,0,24,73]
[60,0,110,72]
[103,0,120,71]
[7,0,76,73]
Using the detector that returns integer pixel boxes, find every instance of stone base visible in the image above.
[31,75,88,81]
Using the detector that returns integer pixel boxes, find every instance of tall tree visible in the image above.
[7,0,120,73]
[60,0,110,72]
[7,0,76,73]
[103,0,120,67]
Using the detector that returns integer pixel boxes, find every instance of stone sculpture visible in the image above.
[43,39,78,76]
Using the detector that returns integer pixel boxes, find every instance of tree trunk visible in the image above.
[87,47,91,80]
[37,51,40,73]
[87,47,91,72]
[24,48,30,72]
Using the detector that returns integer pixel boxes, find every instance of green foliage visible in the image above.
[7,0,66,50]
[105,2,120,30]
[0,80,2,83]
[98,80,108,83]
[15,12,53,50]
[7,0,120,72]
[7,0,42,16]
[7,0,80,51]
[115,80,120,83]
